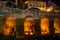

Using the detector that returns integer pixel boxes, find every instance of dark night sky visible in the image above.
[12,0,60,6]
[42,0,60,6]
[0,0,60,6]
[51,0,60,6]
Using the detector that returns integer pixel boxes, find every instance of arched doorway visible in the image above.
[24,16,35,35]
[54,18,60,34]
[40,18,50,35]
[3,14,16,35]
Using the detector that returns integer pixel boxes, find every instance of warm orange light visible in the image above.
[3,27,11,35]
[54,18,60,33]
[24,32,29,35]
[30,32,33,35]
[39,8,46,11]
[3,14,16,35]
[40,18,50,35]
[47,6,53,12]
[24,17,34,35]
[25,1,29,4]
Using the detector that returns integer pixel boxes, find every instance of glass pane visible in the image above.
[54,18,60,33]
[40,18,50,35]
[24,17,35,35]
[3,14,16,35]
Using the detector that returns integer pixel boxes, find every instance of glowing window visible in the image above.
[40,18,50,35]
[24,17,35,35]
[54,18,60,33]
[3,14,16,35]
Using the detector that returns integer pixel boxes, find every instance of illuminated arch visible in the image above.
[40,18,50,35]
[24,16,35,35]
[54,18,60,34]
[3,14,16,35]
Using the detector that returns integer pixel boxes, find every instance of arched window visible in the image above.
[24,16,35,35]
[40,18,50,35]
[3,14,16,35]
[54,18,60,33]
